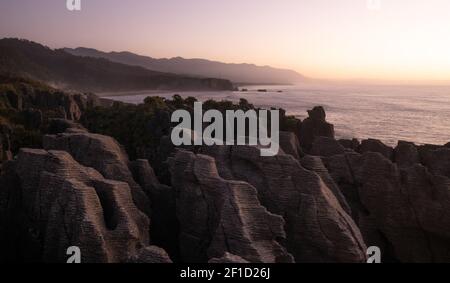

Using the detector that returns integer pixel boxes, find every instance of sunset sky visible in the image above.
[1,0,450,81]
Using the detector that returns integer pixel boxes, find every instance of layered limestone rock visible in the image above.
[279,131,303,159]
[324,151,450,262]
[130,159,178,259]
[199,145,367,263]
[43,131,151,216]
[0,149,151,263]
[394,141,420,168]
[300,155,352,216]
[169,149,294,263]
[359,139,394,160]
[310,136,346,157]
[419,146,450,178]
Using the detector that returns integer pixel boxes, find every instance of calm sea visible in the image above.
[101,83,450,146]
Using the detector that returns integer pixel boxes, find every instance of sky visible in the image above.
[1,0,450,82]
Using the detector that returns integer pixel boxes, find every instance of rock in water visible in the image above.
[0,149,151,263]
[169,149,294,263]
[43,131,151,216]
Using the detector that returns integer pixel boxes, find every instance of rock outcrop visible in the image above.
[130,159,178,259]
[279,131,303,159]
[394,141,419,168]
[325,151,450,262]
[311,136,346,157]
[419,146,450,178]
[43,131,151,216]
[359,139,394,160]
[0,149,151,263]
[298,106,335,152]
[199,145,367,263]
[169,149,294,263]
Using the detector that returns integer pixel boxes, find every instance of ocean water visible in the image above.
[101,83,450,146]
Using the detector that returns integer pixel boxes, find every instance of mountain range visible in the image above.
[0,38,233,93]
[64,47,306,84]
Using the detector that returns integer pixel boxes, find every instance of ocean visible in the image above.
[101,83,450,146]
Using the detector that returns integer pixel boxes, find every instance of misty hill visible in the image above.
[64,47,306,84]
[0,38,234,93]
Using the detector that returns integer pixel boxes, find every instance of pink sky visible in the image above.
[1,0,450,81]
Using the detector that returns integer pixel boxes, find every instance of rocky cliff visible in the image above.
[1,85,450,262]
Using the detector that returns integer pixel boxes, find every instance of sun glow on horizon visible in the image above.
[1,0,450,82]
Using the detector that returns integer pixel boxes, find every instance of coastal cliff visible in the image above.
[1,79,450,263]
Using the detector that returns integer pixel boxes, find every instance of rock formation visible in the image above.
[324,151,450,262]
[394,141,420,168]
[43,130,151,216]
[279,131,303,159]
[311,136,346,157]
[298,106,335,151]
[359,139,394,160]
[169,149,294,263]
[0,149,151,263]
[199,145,367,263]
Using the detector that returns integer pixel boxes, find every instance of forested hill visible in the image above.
[0,38,234,93]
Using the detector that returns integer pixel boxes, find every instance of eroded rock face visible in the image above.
[394,141,419,168]
[359,139,394,160]
[130,159,178,259]
[298,106,335,152]
[279,131,303,159]
[169,149,294,263]
[325,151,450,262]
[420,147,450,178]
[0,149,150,263]
[199,146,367,263]
[300,155,352,216]
[311,136,346,157]
[43,131,151,216]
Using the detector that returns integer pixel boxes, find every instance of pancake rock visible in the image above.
[0,149,151,263]
[359,139,394,160]
[43,131,151,216]
[169,149,294,263]
[200,145,367,263]
[324,151,450,262]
